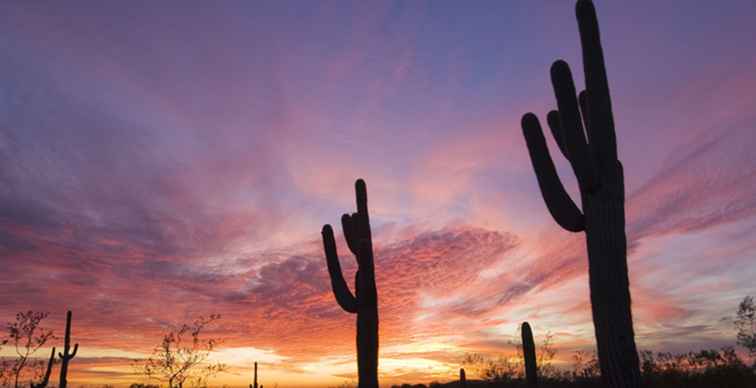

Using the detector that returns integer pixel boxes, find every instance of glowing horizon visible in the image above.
[1,1,756,387]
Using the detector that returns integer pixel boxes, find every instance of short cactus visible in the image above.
[519,1,640,387]
[321,179,378,388]
[30,347,55,388]
[57,311,78,388]
[250,362,258,388]
[459,368,466,388]
[521,322,537,387]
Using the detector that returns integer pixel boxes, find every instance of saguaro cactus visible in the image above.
[321,179,379,388]
[58,311,78,388]
[30,347,55,388]
[520,1,640,387]
[459,368,466,388]
[249,361,262,388]
[521,322,537,387]
[250,362,259,388]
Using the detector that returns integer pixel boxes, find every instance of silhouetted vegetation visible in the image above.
[1,2,753,388]
[249,361,261,388]
[735,296,756,358]
[128,384,159,388]
[136,314,226,388]
[520,323,537,387]
[461,326,557,384]
[57,311,77,388]
[29,348,55,388]
[520,1,639,386]
[395,347,754,388]
[322,179,379,388]
[1,311,55,388]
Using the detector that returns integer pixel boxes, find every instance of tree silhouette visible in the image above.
[139,314,226,388]
[5,311,55,388]
[735,296,756,358]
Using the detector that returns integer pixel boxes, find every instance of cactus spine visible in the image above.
[30,347,55,388]
[459,368,466,388]
[57,311,78,388]
[521,322,537,387]
[519,1,640,387]
[322,179,379,388]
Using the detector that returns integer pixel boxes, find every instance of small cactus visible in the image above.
[250,362,259,388]
[57,311,78,388]
[322,179,379,388]
[519,1,640,386]
[30,347,55,388]
[459,368,466,388]
[521,322,537,387]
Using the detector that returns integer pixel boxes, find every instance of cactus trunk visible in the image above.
[584,196,639,387]
[251,362,258,388]
[521,322,537,387]
[356,303,378,387]
[322,179,379,388]
[58,310,78,388]
[519,2,640,387]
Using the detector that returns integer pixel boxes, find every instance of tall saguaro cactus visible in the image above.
[321,179,379,388]
[58,311,78,388]
[521,322,537,387]
[520,1,640,387]
[30,347,56,388]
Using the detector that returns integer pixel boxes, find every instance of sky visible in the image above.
[1,0,756,387]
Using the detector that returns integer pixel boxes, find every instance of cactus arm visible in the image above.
[354,179,369,220]
[353,179,372,249]
[578,90,591,141]
[546,110,570,160]
[551,60,598,193]
[576,0,617,169]
[70,343,78,358]
[341,214,360,256]
[322,225,358,313]
[32,347,55,388]
[521,113,585,232]
[43,347,55,381]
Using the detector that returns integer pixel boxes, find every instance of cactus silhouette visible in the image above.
[521,322,537,387]
[520,1,640,387]
[321,179,378,388]
[459,368,466,388]
[30,347,55,388]
[250,362,258,388]
[57,311,78,388]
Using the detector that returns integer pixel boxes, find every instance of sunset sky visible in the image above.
[1,1,756,387]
